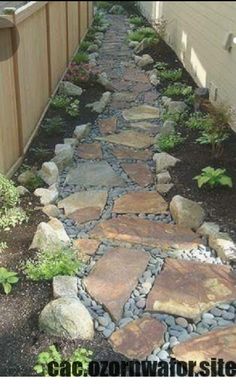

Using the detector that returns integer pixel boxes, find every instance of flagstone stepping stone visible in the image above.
[113,191,168,214]
[58,191,107,224]
[96,130,154,149]
[65,161,125,187]
[90,216,202,250]
[172,325,236,368]
[77,143,102,160]
[73,239,100,256]
[110,317,166,360]
[146,258,236,320]
[122,105,160,121]
[129,121,160,135]
[83,248,149,321]
[122,163,154,187]
[98,117,117,135]
[112,147,152,160]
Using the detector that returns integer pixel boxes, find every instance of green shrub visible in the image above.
[97,1,112,11]
[185,113,213,131]
[34,345,93,376]
[66,99,80,118]
[51,95,71,109]
[154,61,169,71]
[0,242,8,254]
[163,84,193,99]
[128,27,158,43]
[0,267,19,294]
[194,167,233,188]
[79,41,91,51]
[157,133,185,151]
[23,173,44,192]
[0,173,20,209]
[0,207,28,231]
[162,110,187,125]
[24,247,82,281]
[41,117,65,136]
[159,68,182,82]
[74,51,89,65]
[196,131,229,157]
[129,16,144,28]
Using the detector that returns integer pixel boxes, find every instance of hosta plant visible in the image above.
[186,113,213,131]
[194,167,233,188]
[66,99,80,118]
[164,83,193,99]
[0,267,19,294]
[34,345,93,376]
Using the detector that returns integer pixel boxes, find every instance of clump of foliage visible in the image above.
[0,242,8,254]
[79,40,91,51]
[164,83,193,99]
[194,167,233,189]
[34,345,93,376]
[154,62,169,71]
[128,27,158,44]
[66,99,80,118]
[185,112,213,131]
[19,167,44,192]
[157,133,185,151]
[74,51,89,65]
[51,95,71,109]
[24,247,82,281]
[0,267,19,294]
[159,68,183,82]
[129,16,144,28]
[41,117,65,136]
[0,173,28,230]
[64,63,92,85]
[162,110,187,125]
[97,1,112,11]
[29,147,52,161]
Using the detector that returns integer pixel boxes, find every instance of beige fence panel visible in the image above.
[0,1,93,176]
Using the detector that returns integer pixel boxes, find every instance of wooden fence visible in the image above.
[0,1,94,176]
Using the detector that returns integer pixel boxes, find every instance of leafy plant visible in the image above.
[23,173,44,192]
[65,63,92,85]
[129,16,144,28]
[66,99,80,118]
[0,242,8,254]
[29,147,52,160]
[34,345,93,376]
[185,112,213,131]
[154,61,169,71]
[0,267,19,294]
[0,173,19,210]
[194,167,233,188]
[159,68,182,82]
[74,51,89,65]
[24,247,82,281]
[97,1,112,11]
[0,207,28,231]
[51,95,71,109]
[196,131,229,157]
[41,117,65,136]
[162,110,187,125]
[164,83,193,99]
[79,40,91,51]
[157,133,185,151]
[128,27,158,43]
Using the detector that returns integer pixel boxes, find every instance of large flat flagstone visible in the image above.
[122,163,154,187]
[83,248,149,321]
[90,216,202,250]
[95,130,154,149]
[113,191,168,214]
[112,147,152,161]
[172,325,236,368]
[122,105,160,121]
[110,317,166,360]
[65,161,125,187]
[77,143,102,160]
[146,258,236,320]
[129,121,160,136]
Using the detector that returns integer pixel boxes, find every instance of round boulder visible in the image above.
[170,195,205,230]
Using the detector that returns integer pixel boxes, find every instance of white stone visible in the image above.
[156,183,174,195]
[64,138,78,147]
[53,276,78,299]
[209,233,236,261]
[39,297,94,340]
[52,144,74,171]
[39,161,59,186]
[42,204,60,218]
[59,81,83,97]
[97,72,114,91]
[86,92,111,113]
[135,54,154,68]
[30,218,70,250]
[16,185,30,196]
[149,69,160,86]
[197,222,220,238]
[34,184,58,206]
[73,123,91,140]
[154,152,180,174]
[160,120,175,136]
[170,195,206,230]
[156,171,172,184]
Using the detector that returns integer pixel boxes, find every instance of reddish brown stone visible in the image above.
[73,239,100,256]
[122,163,154,187]
[112,147,152,161]
[98,117,117,135]
[146,258,236,319]
[123,69,149,84]
[83,248,149,321]
[77,143,102,160]
[112,80,131,92]
[110,317,166,360]
[132,82,152,95]
[144,92,158,104]
[173,325,236,369]
[90,216,202,250]
[113,191,168,214]
[69,207,102,225]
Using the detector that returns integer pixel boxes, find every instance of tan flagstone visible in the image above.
[77,143,102,160]
[122,163,154,187]
[98,117,117,135]
[122,105,160,121]
[110,317,166,360]
[113,191,168,214]
[112,147,152,160]
[83,248,149,321]
[58,191,108,216]
[90,216,202,250]
[95,130,154,149]
[146,258,236,319]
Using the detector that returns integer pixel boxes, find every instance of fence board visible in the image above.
[68,1,79,58]
[79,1,88,40]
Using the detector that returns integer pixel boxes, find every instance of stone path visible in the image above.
[37,13,236,367]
